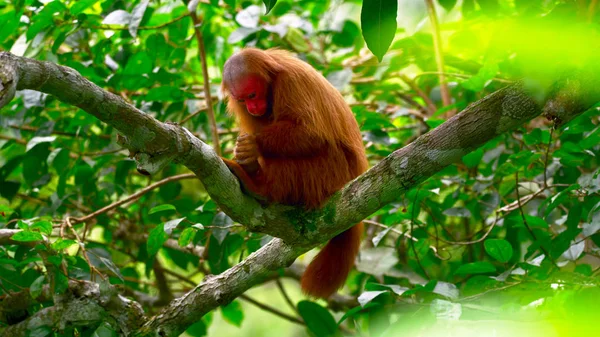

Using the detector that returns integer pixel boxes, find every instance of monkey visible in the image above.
[220,47,368,299]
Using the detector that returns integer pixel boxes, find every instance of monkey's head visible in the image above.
[222,48,281,117]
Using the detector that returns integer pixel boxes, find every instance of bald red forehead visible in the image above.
[228,74,267,101]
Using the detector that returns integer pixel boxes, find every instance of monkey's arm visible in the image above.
[255,121,327,158]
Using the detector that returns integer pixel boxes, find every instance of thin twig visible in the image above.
[92,13,189,31]
[515,172,554,264]
[409,189,430,279]
[363,220,416,241]
[459,282,521,302]
[589,0,598,22]
[543,128,555,188]
[414,72,513,84]
[65,217,106,281]
[73,173,196,223]
[275,279,298,315]
[8,124,111,139]
[398,73,437,115]
[238,294,305,326]
[424,0,452,112]
[435,214,499,245]
[188,9,221,155]
[180,107,207,124]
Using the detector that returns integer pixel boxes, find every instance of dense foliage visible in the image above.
[1,0,600,336]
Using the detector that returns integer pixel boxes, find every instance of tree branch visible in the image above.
[0,280,145,335]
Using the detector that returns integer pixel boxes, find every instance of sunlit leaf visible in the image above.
[11,231,43,242]
[263,0,278,14]
[31,220,52,235]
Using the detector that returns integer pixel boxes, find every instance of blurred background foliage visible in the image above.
[1,0,600,336]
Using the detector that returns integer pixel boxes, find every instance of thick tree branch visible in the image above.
[1,51,599,336]
[0,280,145,335]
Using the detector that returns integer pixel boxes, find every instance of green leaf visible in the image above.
[221,300,244,327]
[186,319,208,337]
[31,220,53,235]
[91,322,119,337]
[26,15,55,41]
[51,238,77,250]
[129,0,150,38]
[484,239,513,263]
[11,231,44,242]
[22,153,49,187]
[212,212,233,244]
[178,228,197,247]
[54,269,69,294]
[337,302,380,325]
[30,275,46,299]
[544,184,580,217]
[47,148,70,173]
[168,48,187,69]
[147,224,169,256]
[17,220,29,230]
[103,10,131,25]
[297,301,339,337]
[455,262,496,275]
[146,33,170,63]
[74,163,94,186]
[70,0,98,15]
[462,148,484,168]
[0,11,21,43]
[164,218,185,235]
[0,205,13,218]
[26,136,56,152]
[263,0,277,14]
[149,204,177,215]
[360,0,398,62]
[99,256,124,281]
[513,215,549,229]
[123,52,153,75]
[357,290,387,307]
[355,247,399,276]
[145,86,188,102]
[285,27,310,53]
[438,0,458,11]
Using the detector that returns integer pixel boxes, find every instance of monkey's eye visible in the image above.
[247,92,256,99]
[237,99,244,103]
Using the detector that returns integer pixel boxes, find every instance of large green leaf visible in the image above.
[360,0,398,62]
[484,239,513,263]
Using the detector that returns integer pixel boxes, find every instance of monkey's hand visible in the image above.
[234,133,260,174]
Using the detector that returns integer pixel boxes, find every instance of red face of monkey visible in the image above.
[229,75,269,117]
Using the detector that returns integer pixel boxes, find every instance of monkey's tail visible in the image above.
[300,222,363,299]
